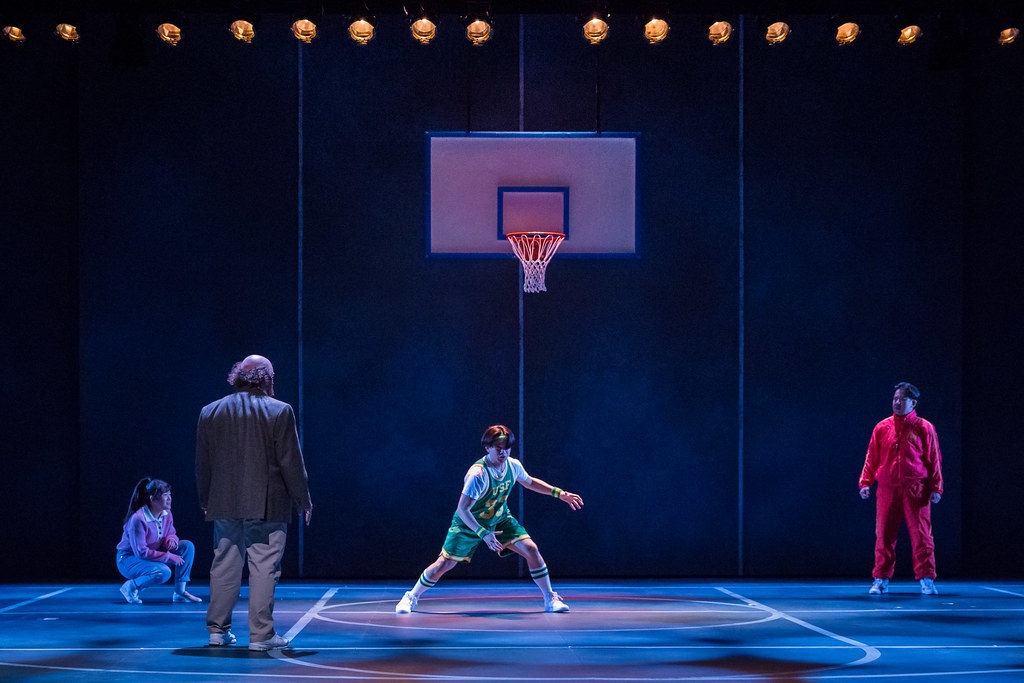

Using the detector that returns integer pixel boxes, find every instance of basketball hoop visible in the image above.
[506,231,565,293]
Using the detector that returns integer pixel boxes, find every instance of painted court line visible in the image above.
[3,660,1022,681]
[282,587,339,641]
[716,587,881,668]
[0,587,71,613]
[6,644,1024,652]
[8,606,1024,617]
[983,586,1024,598]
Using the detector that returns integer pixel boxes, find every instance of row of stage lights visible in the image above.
[3,11,1022,48]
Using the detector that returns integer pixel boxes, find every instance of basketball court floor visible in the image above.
[1,580,1022,681]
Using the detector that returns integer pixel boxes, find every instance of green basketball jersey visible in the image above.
[468,457,516,528]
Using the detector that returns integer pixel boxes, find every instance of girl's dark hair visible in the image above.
[481,425,516,449]
[124,477,170,523]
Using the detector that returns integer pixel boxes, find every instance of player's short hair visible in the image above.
[894,382,920,401]
[481,425,516,449]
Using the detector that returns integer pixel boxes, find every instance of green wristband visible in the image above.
[475,526,489,538]
[552,487,562,498]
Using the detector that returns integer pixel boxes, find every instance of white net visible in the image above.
[506,232,566,293]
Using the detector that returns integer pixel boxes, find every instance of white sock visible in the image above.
[411,571,436,598]
[530,565,553,596]
[175,582,187,594]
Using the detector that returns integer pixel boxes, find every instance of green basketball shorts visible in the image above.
[440,514,531,562]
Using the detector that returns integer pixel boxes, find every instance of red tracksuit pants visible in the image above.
[873,482,936,580]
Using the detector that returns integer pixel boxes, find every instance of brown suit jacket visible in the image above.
[196,389,311,523]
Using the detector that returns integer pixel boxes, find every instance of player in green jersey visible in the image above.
[396,425,584,614]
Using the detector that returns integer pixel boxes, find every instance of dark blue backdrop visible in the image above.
[1,12,1020,580]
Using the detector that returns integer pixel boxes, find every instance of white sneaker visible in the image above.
[173,591,203,603]
[868,578,889,595]
[208,631,236,646]
[544,592,569,613]
[396,591,418,614]
[249,634,289,651]
[920,578,938,595]
[119,580,142,604]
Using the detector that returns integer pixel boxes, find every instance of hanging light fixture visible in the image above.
[348,18,374,44]
[347,6,375,44]
[290,1,321,43]
[230,19,256,43]
[466,19,490,44]
[832,17,861,45]
[411,17,437,43]
[581,6,610,45]
[3,26,26,42]
[707,19,733,44]
[640,3,670,44]
[410,17,437,43]
[405,4,438,44]
[765,20,790,44]
[291,19,317,42]
[643,16,669,44]
[156,23,182,45]
[55,23,79,42]
[893,15,924,46]
[462,5,492,46]
[897,24,922,45]
[998,27,1019,45]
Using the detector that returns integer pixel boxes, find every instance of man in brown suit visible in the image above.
[196,354,312,651]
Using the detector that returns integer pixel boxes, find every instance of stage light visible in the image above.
[156,23,181,45]
[3,26,26,42]
[291,19,317,42]
[230,20,255,42]
[462,6,492,46]
[708,20,732,44]
[766,21,790,44]
[892,15,925,46]
[998,27,1019,45]
[404,4,438,44]
[644,17,669,44]
[55,23,79,42]
[897,24,922,45]
[835,21,860,45]
[348,17,375,44]
[582,14,609,44]
[460,2,493,44]
[466,19,491,44]
[410,15,436,44]
[410,17,436,43]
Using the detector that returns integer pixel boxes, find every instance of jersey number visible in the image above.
[478,492,510,520]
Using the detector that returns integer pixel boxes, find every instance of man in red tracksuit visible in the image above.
[859,382,943,595]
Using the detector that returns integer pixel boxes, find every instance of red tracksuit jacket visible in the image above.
[859,410,943,495]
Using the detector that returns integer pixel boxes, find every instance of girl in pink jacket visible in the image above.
[115,477,201,604]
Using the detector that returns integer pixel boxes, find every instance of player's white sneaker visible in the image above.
[868,578,888,595]
[920,578,938,595]
[396,591,418,614]
[544,592,569,613]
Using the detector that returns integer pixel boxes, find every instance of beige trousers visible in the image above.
[206,519,287,642]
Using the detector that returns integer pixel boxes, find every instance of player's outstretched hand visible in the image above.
[166,553,185,566]
[560,491,584,510]
[930,492,941,504]
[484,530,504,552]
